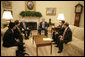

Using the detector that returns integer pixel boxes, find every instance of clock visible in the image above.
[74,3,83,27]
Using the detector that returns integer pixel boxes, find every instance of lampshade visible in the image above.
[57,13,65,20]
[2,11,13,20]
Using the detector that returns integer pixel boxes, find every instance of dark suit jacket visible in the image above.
[59,26,65,36]
[14,27,23,42]
[56,25,65,36]
[3,28,17,47]
[20,22,27,32]
[63,27,72,43]
[39,22,48,28]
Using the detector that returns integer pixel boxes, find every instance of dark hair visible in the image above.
[15,20,19,25]
[64,22,69,27]
[9,22,16,29]
[61,20,65,24]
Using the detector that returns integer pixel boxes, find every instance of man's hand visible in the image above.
[59,36,63,40]
[22,28,24,31]
[55,32,58,35]
[27,27,29,30]
[16,39,20,42]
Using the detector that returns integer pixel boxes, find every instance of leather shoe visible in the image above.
[52,41,54,42]
[58,50,62,53]
[23,53,30,56]
[53,43,57,44]
[55,45,58,47]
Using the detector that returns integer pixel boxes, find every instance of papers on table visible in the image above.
[43,38,53,41]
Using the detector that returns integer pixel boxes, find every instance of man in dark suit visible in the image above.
[20,19,31,39]
[14,20,23,43]
[3,22,20,47]
[57,22,72,53]
[14,20,29,56]
[38,18,48,36]
[52,20,65,44]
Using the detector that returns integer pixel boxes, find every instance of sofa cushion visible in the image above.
[73,27,84,41]
[1,46,17,56]
[1,27,8,41]
[1,27,8,36]
[71,37,84,51]
[69,25,76,33]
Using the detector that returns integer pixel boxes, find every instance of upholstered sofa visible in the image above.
[1,25,84,56]
[63,25,84,56]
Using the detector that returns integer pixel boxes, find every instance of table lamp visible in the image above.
[57,13,65,26]
[2,10,13,27]
[57,13,65,20]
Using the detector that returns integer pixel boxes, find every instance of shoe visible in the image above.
[18,49,25,52]
[23,53,30,56]
[23,46,26,49]
[53,43,57,44]
[52,40,55,42]
[25,38,28,40]
[52,41,54,42]
[58,50,62,53]
[22,43,25,45]
[55,45,58,47]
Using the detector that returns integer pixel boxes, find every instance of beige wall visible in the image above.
[36,1,84,27]
[12,1,25,21]
[1,1,84,28]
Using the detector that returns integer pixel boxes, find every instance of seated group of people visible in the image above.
[3,19,31,56]
[52,20,72,53]
[2,17,72,55]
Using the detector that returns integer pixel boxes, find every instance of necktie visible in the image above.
[63,29,66,39]
[42,22,45,28]
[12,30,14,33]
[23,23,26,29]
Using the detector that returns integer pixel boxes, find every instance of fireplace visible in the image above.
[20,17,40,30]
[26,22,37,30]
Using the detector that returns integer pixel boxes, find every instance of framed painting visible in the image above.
[46,8,56,16]
[25,1,36,11]
[2,1,12,9]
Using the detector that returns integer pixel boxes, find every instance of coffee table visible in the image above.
[33,35,52,56]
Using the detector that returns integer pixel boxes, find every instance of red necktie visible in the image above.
[63,30,66,39]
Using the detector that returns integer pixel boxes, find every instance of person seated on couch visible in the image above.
[38,18,48,36]
[14,20,23,43]
[57,22,72,53]
[3,22,20,47]
[20,19,31,39]
[52,20,65,44]
[14,20,29,56]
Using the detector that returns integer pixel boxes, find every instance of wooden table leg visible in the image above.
[51,43,52,54]
[36,46,38,56]
[33,36,34,44]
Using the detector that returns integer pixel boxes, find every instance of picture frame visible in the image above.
[2,1,12,9]
[25,1,36,11]
[46,8,56,16]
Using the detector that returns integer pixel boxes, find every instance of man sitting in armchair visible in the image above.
[20,19,31,39]
[38,18,48,36]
